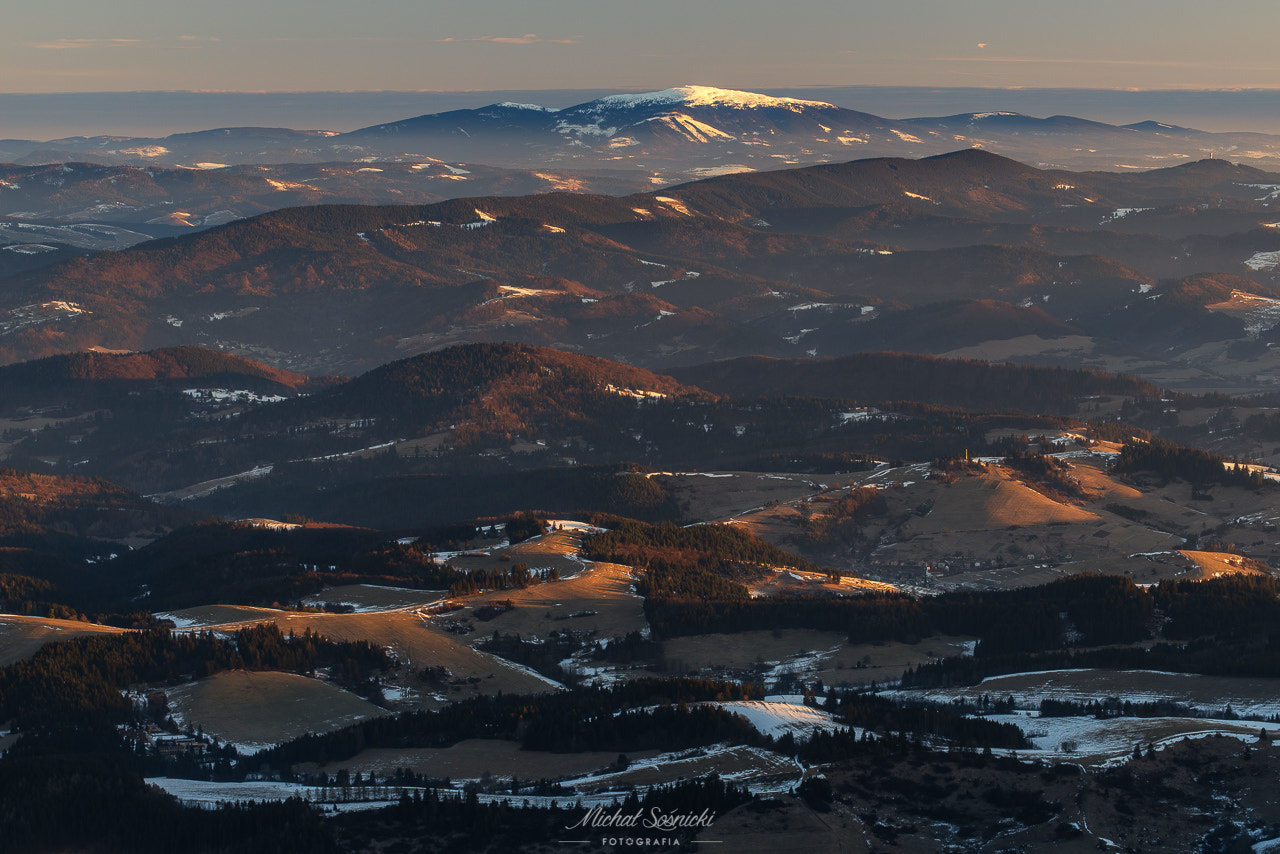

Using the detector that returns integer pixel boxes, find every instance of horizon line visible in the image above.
[4,84,1280,96]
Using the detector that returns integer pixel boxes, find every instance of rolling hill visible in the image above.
[0,341,1173,511]
[1,151,1277,381]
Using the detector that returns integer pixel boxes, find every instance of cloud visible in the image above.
[168,35,221,51]
[938,55,1279,70]
[29,38,142,50]
[437,34,577,45]
[977,43,988,49]
[24,68,131,78]
[29,36,220,52]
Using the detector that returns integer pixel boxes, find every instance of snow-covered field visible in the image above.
[148,777,397,812]
[714,699,843,740]
[990,710,1280,764]
[900,668,1280,720]
[893,668,1280,764]
[153,611,207,629]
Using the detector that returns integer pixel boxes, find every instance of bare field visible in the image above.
[1068,461,1142,500]
[652,471,827,522]
[941,333,1097,363]
[1139,476,1280,530]
[904,469,1100,531]
[301,584,444,611]
[747,568,895,597]
[441,528,593,579]
[161,604,283,628]
[870,465,1185,576]
[931,553,1201,591]
[295,738,656,780]
[507,527,590,560]
[453,560,647,641]
[662,629,849,673]
[876,515,1182,576]
[1179,549,1268,579]
[176,609,560,709]
[0,615,126,665]
[661,630,976,687]
[164,670,386,752]
[816,636,979,687]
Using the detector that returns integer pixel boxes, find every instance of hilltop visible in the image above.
[0,346,316,400]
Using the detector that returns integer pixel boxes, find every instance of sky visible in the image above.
[6,0,1280,95]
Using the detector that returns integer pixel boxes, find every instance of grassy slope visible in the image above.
[164,670,386,750]
[0,615,126,666]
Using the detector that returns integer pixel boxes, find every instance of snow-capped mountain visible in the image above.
[6,85,1280,179]
[344,85,934,167]
[553,85,907,145]
[284,84,1280,174]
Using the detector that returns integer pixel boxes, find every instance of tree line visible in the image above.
[0,623,392,729]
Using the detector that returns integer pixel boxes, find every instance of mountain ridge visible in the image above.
[7,85,1280,176]
[1,150,1277,383]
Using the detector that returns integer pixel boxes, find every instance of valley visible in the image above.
[7,91,1280,852]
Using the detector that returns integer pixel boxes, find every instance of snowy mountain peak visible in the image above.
[593,85,836,113]
[494,102,558,112]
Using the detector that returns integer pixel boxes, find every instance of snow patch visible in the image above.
[645,113,736,143]
[1238,183,1280,202]
[1100,207,1152,224]
[653,196,693,216]
[1244,250,1280,271]
[495,102,556,112]
[264,178,310,192]
[593,85,834,112]
[2,244,57,254]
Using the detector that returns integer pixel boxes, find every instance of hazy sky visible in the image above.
[5,0,1280,94]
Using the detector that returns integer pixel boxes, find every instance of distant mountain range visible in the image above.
[0,160,650,274]
[5,85,1280,179]
[5,85,1280,274]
